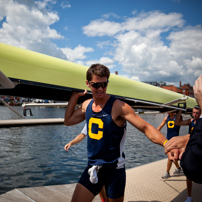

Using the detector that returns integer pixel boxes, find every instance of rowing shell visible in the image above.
[0,42,197,113]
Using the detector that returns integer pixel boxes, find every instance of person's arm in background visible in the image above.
[64,133,86,152]
[64,124,87,152]
[157,116,167,131]
[175,110,190,126]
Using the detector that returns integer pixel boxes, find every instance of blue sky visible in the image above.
[0,0,202,86]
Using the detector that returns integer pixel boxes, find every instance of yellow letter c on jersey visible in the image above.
[190,127,194,133]
[167,121,175,128]
[88,117,103,140]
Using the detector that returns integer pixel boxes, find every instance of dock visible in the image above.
[1,158,202,201]
[0,118,64,127]
[22,103,68,108]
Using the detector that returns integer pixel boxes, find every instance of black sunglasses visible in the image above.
[89,81,109,89]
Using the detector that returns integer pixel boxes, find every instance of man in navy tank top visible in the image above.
[64,64,175,202]
[175,106,201,134]
[157,112,182,179]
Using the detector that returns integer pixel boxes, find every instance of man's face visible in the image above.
[86,75,108,99]
[168,112,175,117]
[192,108,200,120]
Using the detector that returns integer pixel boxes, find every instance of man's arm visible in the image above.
[157,116,167,131]
[175,110,190,126]
[118,101,167,146]
[64,90,87,126]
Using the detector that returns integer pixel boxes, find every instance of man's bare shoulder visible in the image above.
[114,98,126,107]
[82,98,93,111]
[113,98,133,113]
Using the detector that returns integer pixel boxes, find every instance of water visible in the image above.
[0,105,189,194]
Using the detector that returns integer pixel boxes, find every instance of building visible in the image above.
[179,82,194,97]
[161,81,194,97]
[161,85,181,94]
[144,80,194,97]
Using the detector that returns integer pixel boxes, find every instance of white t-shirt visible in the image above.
[81,124,87,136]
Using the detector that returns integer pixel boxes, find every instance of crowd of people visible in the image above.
[64,63,202,202]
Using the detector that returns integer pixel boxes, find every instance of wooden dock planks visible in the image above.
[1,159,202,202]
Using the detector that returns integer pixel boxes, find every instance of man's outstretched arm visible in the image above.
[119,101,167,146]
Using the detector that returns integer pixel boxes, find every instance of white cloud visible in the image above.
[97,40,112,49]
[60,1,71,9]
[102,13,120,19]
[85,57,114,69]
[83,11,184,37]
[185,57,202,83]
[168,26,202,61]
[122,12,184,32]
[61,45,94,62]
[36,0,57,9]
[83,19,122,37]
[0,0,65,58]
[83,11,202,85]
[185,57,202,70]
[114,26,202,84]
[99,57,114,68]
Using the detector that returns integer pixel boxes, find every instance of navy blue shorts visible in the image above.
[78,166,126,199]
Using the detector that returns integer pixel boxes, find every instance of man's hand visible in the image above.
[167,149,182,162]
[72,89,87,98]
[164,135,190,160]
[64,89,87,126]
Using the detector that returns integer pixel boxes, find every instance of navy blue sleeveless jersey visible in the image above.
[189,119,195,134]
[85,96,126,168]
[166,115,180,140]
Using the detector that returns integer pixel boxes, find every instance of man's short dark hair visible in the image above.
[194,105,201,113]
[86,64,110,81]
